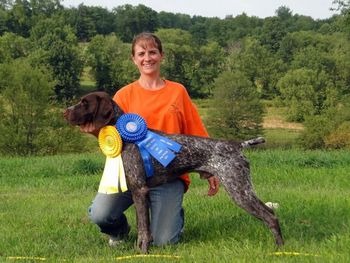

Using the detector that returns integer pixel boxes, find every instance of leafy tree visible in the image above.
[72,4,96,41]
[157,11,179,28]
[86,33,136,94]
[156,28,221,98]
[6,0,32,37]
[332,0,350,37]
[30,16,83,100]
[0,58,92,155]
[156,28,195,95]
[30,0,62,15]
[156,27,192,45]
[278,31,349,97]
[331,33,350,95]
[276,5,293,20]
[190,41,225,97]
[86,34,113,92]
[226,37,285,99]
[110,42,139,91]
[0,3,9,34]
[319,23,333,34]
[157,28,225,98]
[205,17,229,47]
[292,14,317,32]
[277,68,333,121]
[278,31,334,64]
[259,6,318,53]
[0,59,54,155]
[291,46,336,79]
[113,4,158,42]
[88,6,115,35]
[259,16,288,52]
[158,11,192,30]
[0,32,30,63]
[29,0,63,26]
[3,0,62,36]
[207,71,263,140]
[61,5,114,40]
[172,13,192,30]
[189,21,208,45]
[224,13,263,44]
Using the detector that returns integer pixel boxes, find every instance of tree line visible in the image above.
[0,0,350,155]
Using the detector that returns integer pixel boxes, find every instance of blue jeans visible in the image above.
[88,179,185,246]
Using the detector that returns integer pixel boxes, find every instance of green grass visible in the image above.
[79,66,97,96]
[1,149,350,262]
[263,129,301,149]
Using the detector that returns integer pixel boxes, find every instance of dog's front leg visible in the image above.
[122,144,152,253]
[132,186,152,254]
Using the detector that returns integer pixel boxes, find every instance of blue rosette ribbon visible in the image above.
[116,113,182,177]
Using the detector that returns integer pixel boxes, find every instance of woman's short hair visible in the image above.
[131,32,163,56]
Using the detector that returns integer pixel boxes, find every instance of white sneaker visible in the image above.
[108,224,131,247]
[265,202,280,209]
[108,237,124,247]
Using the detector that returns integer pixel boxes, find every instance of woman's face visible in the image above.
[132,41,164,77]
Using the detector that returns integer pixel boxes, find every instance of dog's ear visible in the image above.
[93,94,115,129]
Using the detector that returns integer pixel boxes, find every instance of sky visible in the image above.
[61,0,339,19]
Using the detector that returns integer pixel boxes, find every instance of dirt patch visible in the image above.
[263,117,304,130]
[263,107,304,130]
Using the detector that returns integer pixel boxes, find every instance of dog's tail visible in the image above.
[241,137,265,148]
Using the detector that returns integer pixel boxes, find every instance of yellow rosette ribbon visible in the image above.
[98,126,127,193]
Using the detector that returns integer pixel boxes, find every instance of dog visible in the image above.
[64,91,283,253]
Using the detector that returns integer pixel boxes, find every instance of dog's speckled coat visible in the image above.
[64,91,283,253]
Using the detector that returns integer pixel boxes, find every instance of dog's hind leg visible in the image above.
[215,165,284,246]
[236,192,284,246]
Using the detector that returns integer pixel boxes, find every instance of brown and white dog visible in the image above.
[64,91,283,253]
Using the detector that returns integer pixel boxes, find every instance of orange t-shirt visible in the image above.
[113,80,209,191]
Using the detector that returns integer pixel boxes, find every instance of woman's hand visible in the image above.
[207,176,220,196]
[79,122,100,137]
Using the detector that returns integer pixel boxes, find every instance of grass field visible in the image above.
[1,149,350,262]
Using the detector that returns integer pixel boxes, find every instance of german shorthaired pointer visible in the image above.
[64,91,283,253]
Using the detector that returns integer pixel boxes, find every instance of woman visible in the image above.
[88,32,219,247]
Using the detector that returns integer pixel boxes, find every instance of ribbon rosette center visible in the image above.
[126,121,138,133]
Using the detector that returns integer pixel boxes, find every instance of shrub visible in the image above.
[324,121,350,149]
[207,71,263,140]
[299,115,332,149]
[0,59,94,156]
[300,98,350,149]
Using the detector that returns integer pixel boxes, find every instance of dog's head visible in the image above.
[64,91,123,131]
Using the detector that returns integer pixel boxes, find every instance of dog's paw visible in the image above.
[265,202,279,210]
